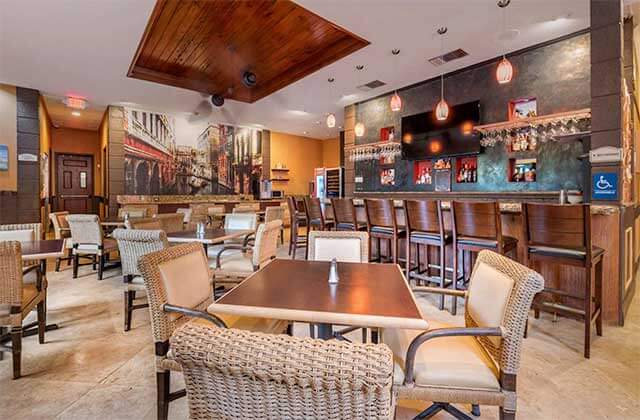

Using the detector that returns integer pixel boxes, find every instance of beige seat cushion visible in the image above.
[0,229,35,242]
[158,250,212,320]
[311,237,363,263]
[383,321,500,392]
[215,249,254,275]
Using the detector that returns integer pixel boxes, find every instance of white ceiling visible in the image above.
[0,0,589,139]
[43,95,105,131]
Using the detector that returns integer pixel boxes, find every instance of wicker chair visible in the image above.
[0,241,47,379]
[264,206,285,244]
[212,220,282,291]
[125,217,163,230]
[384,250,544,420]
[66,215,119,280]
[171,320,395,420]
[308,230,370,341]
[49,212,73,271]
[137,242,288,420]
[112,229,168,332]
[0,223,43,269]
[154,213,185,234]
[176,208,192,224]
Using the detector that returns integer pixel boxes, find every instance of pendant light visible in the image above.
[435,27,449,121]
[496,0,514,84]
[390,49,402,112]
[354,65,365,137]
[326,77,336,128]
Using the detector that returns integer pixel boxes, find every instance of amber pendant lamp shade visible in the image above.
[496,56,514,84]
[435,98,449,121]
[354,122,365,137]
[390,92,402,112]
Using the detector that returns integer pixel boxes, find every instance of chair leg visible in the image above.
[451,247,459,315]
[595,259,603,337]
[98,255,104,281]
[11,326,22,379]
[584,266,592,359]
[92,255,97,270]
[157,370,170,420]
[414,402,445,419]
[72,253,79,279]
[438,244,445,310]
[471,404,480,416]
[55,257,61,272]
[392,237,398,264]
[66,249,72,266]
[405,236,411,279]
[124,290,134,332]
[309,323,315,339]
[499,407,516,420]
[37,300,46,344]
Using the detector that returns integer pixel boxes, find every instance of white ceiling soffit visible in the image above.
[0,0,588,139]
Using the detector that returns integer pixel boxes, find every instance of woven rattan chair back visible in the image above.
[138,242,212,343]
[49,212,70,239]
[154,213,184,233]
[252,220,282,267]
[224,213,257,230]
[125,217,163,230]
[331,198,358,226]
[119,205,157,218]
[176,208,192,223]
[308,230,369,263]
[171,321,395,420]
[264,206,284,224]
[66,215,104,248]
[0,241,23,314]
[0,223,43,268]
[404,199,442,235]
[113,229,168,278]
[464,250,544,375]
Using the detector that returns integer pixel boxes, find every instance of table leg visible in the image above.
[316,323,333,340]
[39,258,60,336]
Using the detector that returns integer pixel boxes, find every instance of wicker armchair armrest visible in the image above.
[404,327,503,385]
[163,303,227,328]
[411,286,467,298]
[215,245,252,268]
[23,264,43,291]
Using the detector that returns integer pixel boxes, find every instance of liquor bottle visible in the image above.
[472,166,477,182]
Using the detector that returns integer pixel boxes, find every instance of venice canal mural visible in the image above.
[123,107,262,195]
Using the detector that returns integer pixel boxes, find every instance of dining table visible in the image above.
[1,239,66,342]
[207,258,429,340]
[167,228,254,254]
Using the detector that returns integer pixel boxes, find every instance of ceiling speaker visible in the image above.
[242,71,257,87]
[211,94,225,107]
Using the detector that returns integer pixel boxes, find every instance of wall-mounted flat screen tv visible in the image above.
[401,100,481,160]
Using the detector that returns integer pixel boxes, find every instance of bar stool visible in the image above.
[331,198,367,231]
[404,199,452,310]
[522,203,603,359]
[451,201,518,315]
[286,196,307,259]
[303,197,335,232]
[364,199,405,264]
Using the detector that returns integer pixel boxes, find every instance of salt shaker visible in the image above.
[328,258,339,284]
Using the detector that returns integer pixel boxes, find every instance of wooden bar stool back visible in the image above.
[450,201,518,314]
[331,198,365,231]
[303,197,334,231]
[286,196,307,259]
[523,203,603,358]
[364,199,405,263]
[404,199,451,310]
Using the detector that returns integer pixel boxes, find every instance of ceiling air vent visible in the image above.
[357,80,386,92]
[428,48,469,66]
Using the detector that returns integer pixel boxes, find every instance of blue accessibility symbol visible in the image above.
[592,172,617,200]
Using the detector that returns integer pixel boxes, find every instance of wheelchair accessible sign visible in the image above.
[592,172,618,200]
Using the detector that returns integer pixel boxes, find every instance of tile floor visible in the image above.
[1,245,639,419]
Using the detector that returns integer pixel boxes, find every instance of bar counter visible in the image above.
[324,197,624,324]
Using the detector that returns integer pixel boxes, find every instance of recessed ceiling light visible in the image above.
[315,121,321,125]
[303,131,308,135]
[71,111,81,117]
[289,110,309,116]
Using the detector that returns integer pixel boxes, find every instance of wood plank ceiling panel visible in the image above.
[128,0,370,103]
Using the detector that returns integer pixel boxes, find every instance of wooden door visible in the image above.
[56,153,93,213]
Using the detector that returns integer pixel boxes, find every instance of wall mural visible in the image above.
[123,107,262,195]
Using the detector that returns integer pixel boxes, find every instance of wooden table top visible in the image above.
[167,228,253,245]
[208,259,428,330]
[20,239,65,260]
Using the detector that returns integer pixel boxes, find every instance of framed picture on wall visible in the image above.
[509,97,537,120]
[0,145,8,171]
[380,126,395,142]
[380,168,395,186]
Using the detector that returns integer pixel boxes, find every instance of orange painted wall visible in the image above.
[322,137,340,168]
[270,132,323,195]
[51,127,102,196]
[0,84,17,192]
